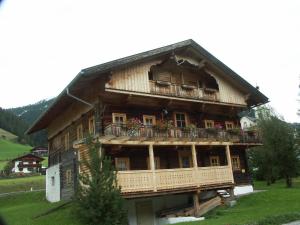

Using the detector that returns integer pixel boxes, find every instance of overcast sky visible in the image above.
[1,0,300,122]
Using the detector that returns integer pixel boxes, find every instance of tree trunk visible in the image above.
[286,176,292,188]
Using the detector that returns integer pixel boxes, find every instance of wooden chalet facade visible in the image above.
[11,153,44,174]
[27,40,268,224]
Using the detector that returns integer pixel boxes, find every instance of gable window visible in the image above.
[115,157,130,171]
[175,113,187,128]
[76,124,83,141]
[225,121,234,130]
[205,120,214,128]
[143,115,156,127]
[89,116,95,135]
[210,156,220,166]
[66,169,72,185]
[64,132,69,150]
[112,113,127,125]
[231,155,240,170]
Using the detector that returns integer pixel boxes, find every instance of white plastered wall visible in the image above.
[46,164,61,202]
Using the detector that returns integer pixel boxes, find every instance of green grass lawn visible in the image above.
[0,192,81,225]
[0,128,17,141]
[0,160,7,170]
[0,139,31,161]
[0,178,299,225]
[0,175,45,194]
[178,178,300,225]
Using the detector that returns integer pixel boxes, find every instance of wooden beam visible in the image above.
[148,144,157,191]
[191,144,198,168]
[226,145,235,183]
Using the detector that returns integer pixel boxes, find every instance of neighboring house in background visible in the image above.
[27,40,268,224]
[30,146,48,157]
[11,153,44,174]
[240,116,257,130]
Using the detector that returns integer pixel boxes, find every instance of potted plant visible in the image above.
[126,117,143,136]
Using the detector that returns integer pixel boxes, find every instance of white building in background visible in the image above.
[240,116,257,130]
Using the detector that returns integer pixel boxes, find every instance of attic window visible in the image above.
[148,71,153,80]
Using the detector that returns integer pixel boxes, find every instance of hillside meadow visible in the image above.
[0,177,299,225]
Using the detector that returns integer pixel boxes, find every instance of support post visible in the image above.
[191,144,198,168]
[226,145,235,183]
[148,144,157,191]
[193,190,201,217]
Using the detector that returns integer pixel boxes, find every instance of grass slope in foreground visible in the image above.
[0,178,299,225]
[0,139,31,161]
[0,176,45,194]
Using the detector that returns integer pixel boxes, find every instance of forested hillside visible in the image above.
[0,98,55,146]
[9,98,55,125]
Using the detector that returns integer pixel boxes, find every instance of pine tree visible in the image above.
[73,137,127,225]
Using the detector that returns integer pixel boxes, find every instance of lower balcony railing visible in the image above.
[117,166,233,193]
[104,124,261,143]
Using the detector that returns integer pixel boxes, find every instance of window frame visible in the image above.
[210,156,220,167]
[76,124,83,141]
[204,120,215,128]
[178,150,192,168]
[112,113,127,124]
[88,116,95,135]
[174,112,188,128]
[115,157,130,171]
[225,121,234,130]
[231,155,241,171]
[143,115,156,126]
[66,169,72,185]
[64,132,70,150]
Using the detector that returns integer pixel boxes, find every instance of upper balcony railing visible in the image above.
[104,123,261,143]
[149,80,219,101]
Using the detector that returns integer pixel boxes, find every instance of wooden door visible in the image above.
[136,201,154,225]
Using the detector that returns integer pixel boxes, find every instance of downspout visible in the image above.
[66,87,93,107]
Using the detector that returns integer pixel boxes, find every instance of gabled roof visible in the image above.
[26,39,268,134]
[11,153,44,162]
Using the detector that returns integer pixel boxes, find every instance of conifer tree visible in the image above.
[74,137,127,225]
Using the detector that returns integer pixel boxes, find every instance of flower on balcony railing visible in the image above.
[183,123,197,131]
[227,128,241,135]
[154,119,174,131]
[127,118,143,130]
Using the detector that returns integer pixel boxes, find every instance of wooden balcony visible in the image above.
[149,80,219,101]
[117,166,233,194]
[104,124,261,144]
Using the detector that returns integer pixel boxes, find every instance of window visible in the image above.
[51,176,55,186]
[147,157,160,169]
[88,116,95,135]
[76,124,83,140]
[64,132,69,150]
[231,155,240,170]
[205,120,214,128]
[143,115,156,126]
[115,157,130,171]
[243,122,247,128]
[112,113,127,125]
[66,169,72,185]
[225,121,234,130]
[210,156,220,166]
[178,151,192,168]
[175,113,187,128]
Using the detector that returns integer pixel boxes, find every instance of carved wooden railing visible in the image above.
[117,166,233,193]
[149,80,219,101]
[104,124,261,143]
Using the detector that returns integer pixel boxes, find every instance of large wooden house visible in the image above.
[27,40,268,224]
